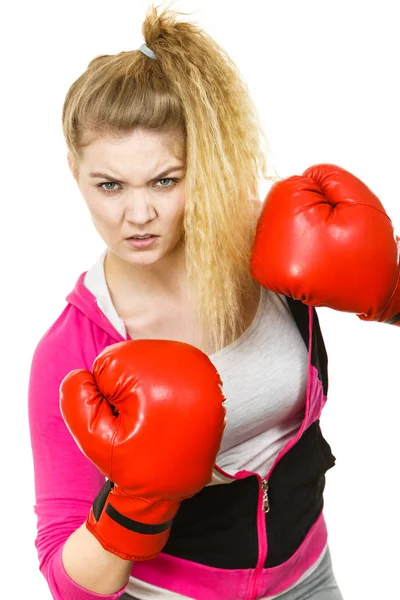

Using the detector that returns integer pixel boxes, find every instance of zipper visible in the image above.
[215,426,310,600]
[261,478,270,513]
[247,306,315,600]
[248,476,269,600]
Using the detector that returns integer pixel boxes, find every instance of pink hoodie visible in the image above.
[28,266,331,600]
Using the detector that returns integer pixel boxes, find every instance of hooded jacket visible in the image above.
[28,256,335,600]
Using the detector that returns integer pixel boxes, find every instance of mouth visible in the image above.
[127,234,159,240]
[126,235,159,249]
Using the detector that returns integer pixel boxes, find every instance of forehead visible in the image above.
[80,128,185,177]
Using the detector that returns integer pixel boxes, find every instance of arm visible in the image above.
[62,523,132,594]
[28,324,130,599]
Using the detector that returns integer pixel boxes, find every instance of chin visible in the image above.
[124,247,166,266]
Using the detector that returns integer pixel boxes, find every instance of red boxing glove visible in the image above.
[60,339,226,561]
[250,164,400,326]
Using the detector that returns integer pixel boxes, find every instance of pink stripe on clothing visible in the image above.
[255,512,328,598]
[302,308,327,427]
[127,513,327,600]
[268,364,327,473]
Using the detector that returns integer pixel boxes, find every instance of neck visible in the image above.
[104,239,188,302]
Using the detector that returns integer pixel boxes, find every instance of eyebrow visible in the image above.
[88,165,185,181]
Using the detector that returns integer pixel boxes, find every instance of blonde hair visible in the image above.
[62,1,272,352]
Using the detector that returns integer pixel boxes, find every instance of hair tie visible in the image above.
[139,43,157,60]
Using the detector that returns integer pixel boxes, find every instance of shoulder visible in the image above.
[28,309,81,415]
[31,304,91,372]
[28,302,109,413]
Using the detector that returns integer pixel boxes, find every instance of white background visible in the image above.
[2,0,399,597]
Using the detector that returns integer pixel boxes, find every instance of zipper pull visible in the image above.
[261,478,270,513]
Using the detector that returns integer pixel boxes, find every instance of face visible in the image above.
[69,128,186,267]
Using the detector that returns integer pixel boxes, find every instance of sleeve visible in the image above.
[28,323,128,600]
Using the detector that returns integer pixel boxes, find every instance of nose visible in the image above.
[124,190,157,224]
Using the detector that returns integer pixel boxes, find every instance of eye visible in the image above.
[154,178,179,189]
[96,182,120,194]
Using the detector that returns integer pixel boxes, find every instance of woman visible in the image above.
[28,4,344,599]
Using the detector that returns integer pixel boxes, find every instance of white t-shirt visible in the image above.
[84,249,308,477]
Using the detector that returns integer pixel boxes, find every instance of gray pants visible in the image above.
[270,546,343,599]
[119,546,343,599]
